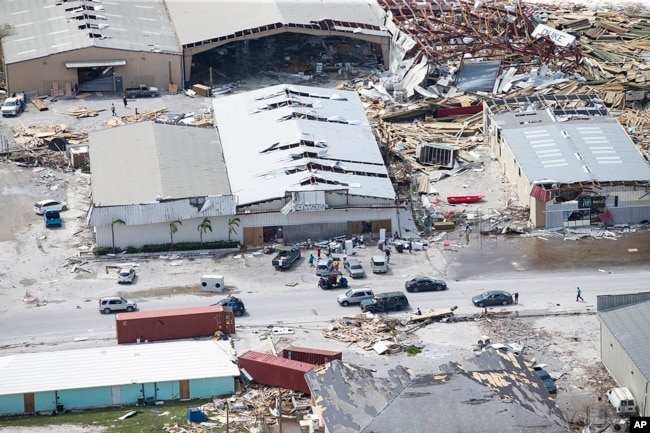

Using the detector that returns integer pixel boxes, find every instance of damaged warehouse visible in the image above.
[484,94,650,229]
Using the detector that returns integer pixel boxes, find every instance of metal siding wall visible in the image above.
[58,387,112,409]
[34,391,57,412]
[6,47,181,95]
[282,222,347,243]
[97,215,233,249]
[609,206,650,225]
[155,381,180,400]
[600,323,647,415]
[0,394,24,415]
[189,377,235,399]
[120,383,143,404]
[597,293,650,312]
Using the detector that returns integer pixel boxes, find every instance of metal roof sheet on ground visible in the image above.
[598,300,650,380]
[498,114,650,184]
[212,84,395,205]
[0,0,180,64]
[165,0,387,47]
[0,340,239,396]
[89,122,231,206]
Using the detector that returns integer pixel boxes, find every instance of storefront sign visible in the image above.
[294,202,328,211]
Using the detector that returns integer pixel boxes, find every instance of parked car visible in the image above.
[472,290,513,307]
[34,199,68,215]
[344,258,365,278]
[337,288,374,307]
[117,267,136,284]
[534,367,557,394]
[99,296,137,314]
[212,295,246,317]
[43,209,62,228]
[405,277,447,293]
[315,258,334,276]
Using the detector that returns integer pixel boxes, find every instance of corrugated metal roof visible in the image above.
[499,116,650,183]
[598,300,650,380]
[89,122,231,206]
[212,84,395,206]
[0,0,180,64]
[116,305,224,320]
[88,195,237,227]
[0,340,239,396]
[165,0,387,47]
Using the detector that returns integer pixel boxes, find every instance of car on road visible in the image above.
[472,290,513,307]
[99,296,137,314]
[405,277,447,292]
[360,291,409,313]
[344,258,365,278]
[337,288,374,306]
[212,295,246,317]
[34,199,68,215]
[117,267,136,284]
[534,367,557,394]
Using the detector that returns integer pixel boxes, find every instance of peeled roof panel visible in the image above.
[212,84,395,205]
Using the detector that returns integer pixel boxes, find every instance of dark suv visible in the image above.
[360,292,409,313]
[213,296,246,317]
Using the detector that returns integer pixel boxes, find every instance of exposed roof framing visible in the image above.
[379,0,581,69]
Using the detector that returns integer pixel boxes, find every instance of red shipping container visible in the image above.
[115,306,235,344]
[238,351,314,394]
[281,346,342,365]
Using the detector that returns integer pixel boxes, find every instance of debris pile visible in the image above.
[321,315,404,349]
[161,386,311,433]
[106,107,168,127]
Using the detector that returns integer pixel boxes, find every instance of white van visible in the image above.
[370,255,388,273]
[607,387,637,416]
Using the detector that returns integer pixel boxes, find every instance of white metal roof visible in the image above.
[0,0,180,64]
[165,0,388,47]
[0,341,239,395]
[212,84,395,205]
[89,122,231,206]
[497,113,650,184]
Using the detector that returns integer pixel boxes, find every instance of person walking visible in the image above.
[317,246,321,258]
[122,94,128,108]
[308,254,315,267]
[111,103,116,116]
[514,292,519,304]
[385,247,391,263]
[576,287,584,302]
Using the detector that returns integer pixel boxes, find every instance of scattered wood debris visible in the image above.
[106,107,168,127]
[65,106,106,118]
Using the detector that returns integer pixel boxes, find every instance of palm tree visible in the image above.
[197,217,212,247]
[227,217,240,242]
[110,218,125,253]
[169,220,182,250]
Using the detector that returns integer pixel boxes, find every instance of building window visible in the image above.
[189,197,206,210]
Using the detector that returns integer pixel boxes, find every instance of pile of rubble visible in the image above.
[162,386,311,433]
[321,314,405,350]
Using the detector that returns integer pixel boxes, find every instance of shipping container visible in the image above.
[115,306,235,344]
[280,346,342,365]
[237,351,314,394]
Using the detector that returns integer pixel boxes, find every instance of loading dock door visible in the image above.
[371,220,392,234]
[65,60,126,92]
[243,227,263,246]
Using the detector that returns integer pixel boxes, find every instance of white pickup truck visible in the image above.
[1,94,25,117]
